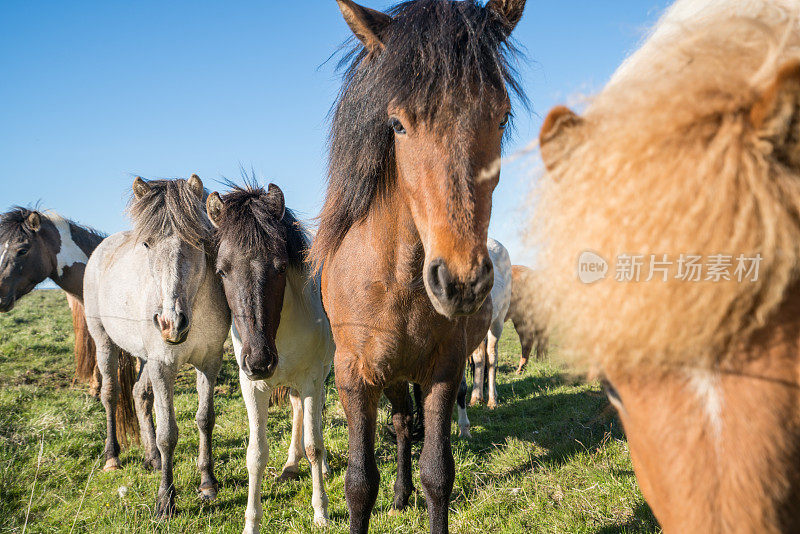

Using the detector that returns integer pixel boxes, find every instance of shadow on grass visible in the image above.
[594,502,659,533]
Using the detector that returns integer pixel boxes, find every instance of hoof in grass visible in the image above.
[458,425,472,439]
[313,515,330,527]
[276,467,300,482]
[197,482,218,502]
[103,457,121,472]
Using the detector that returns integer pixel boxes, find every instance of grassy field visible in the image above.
[0,290,658,533]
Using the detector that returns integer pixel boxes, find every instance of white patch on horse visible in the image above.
[45,212,88,276]
[688,370,723,437]
[0,242,9,269]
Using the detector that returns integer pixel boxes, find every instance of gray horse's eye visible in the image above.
[142,242,150,249]
[17,248,29,256]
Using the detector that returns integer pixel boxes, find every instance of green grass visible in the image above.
[0,290,659,533]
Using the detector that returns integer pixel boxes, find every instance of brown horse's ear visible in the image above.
[206,192,224,228]
[266,183,286,220]
[539,106,585,177]
[188,173,204,199]
[335,0,393,54]
[25,212,41,232]
[133,177,150,200]
[751,60,800,168]
[486,0,526,35]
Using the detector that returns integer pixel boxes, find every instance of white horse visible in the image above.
[205,183,334,531]
[456,238,512,437]
[84,175,230,516]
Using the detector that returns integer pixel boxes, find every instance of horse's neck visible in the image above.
[42,212,103,298]
[277,265,333,349]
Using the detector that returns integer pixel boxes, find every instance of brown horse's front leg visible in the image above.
[420,374,460,534]
[336,357,380,534]
[384,381,414,513]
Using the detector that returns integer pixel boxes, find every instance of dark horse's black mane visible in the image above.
[0,206,106,244]
[311,0,526,270]
[216,182,309,272]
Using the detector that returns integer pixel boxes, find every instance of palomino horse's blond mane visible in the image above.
[533,1,800,372]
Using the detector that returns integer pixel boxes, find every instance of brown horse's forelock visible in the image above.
[128,179,213,254]
[215,184,309,272]
[310,0,526,272]
[534,16,800,372]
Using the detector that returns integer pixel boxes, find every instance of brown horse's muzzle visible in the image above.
[425,256,494,318]
[154,312,190,345]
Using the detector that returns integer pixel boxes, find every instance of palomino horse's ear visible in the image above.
[266,183,286,220]
[751,60,800,168]
[133,177,150,200]
[25,212,41,232]
[539,105,585,177]
[335,0,393,54]
[206,192,224,228]
[486,0,526,35]
[188,173,204,199]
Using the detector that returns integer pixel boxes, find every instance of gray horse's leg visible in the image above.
[195,357,221,501]
[469,338,487,406]
[486,324,503,409]
[133,361,160,471]
[150,360,178,516]
[96,335,122,471]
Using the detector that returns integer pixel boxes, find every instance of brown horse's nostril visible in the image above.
[472,257,494,297]
[427,258,457,300]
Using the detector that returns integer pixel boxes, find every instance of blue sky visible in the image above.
[1,0,670,271]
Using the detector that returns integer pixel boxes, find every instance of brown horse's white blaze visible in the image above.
[535,1,800,532]
[312,1,527,533]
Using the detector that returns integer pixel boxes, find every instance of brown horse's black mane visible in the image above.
[216,182,309,272]
[0,206,106,244]
[311,0,526,270]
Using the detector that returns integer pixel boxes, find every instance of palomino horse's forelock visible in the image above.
[533,16,800,373]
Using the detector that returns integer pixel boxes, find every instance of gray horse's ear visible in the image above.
[335,0,393,54]
[486,0,526,35]
[206,192,224,228]
[25,212,41,232]
[133,177,150,200]
[539,105,585,177]
[266,183,286,220]
[751,60,800,168]
[188,173,204,199]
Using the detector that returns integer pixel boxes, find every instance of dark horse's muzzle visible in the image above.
[240,343,278,380]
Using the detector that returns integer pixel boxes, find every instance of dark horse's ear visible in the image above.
[25,212,41,232]
[133,176,151,200]
[335,0,393,54]
[539,105,585,177]
[266,183,286,220]
[486,0,527,35]
[751,60,800,169]
[188,173,204,200]
[206,192,224,228]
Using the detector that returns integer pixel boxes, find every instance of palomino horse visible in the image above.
[0,207,138,441]
[205,183,334,531]
[467,238,512,409]
[507,265,547,374]
[311,1,526,532]
[535,0,800,531]
[84,176,230,515]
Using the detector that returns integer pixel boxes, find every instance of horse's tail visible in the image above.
[68,295,96,383]
[115,351,139,447]
[269,386,290,407]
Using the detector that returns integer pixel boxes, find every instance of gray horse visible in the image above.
[83,175,230,516]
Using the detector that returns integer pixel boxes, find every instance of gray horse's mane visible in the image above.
[127,178,213,253]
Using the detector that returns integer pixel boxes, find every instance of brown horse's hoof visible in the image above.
[197,482,218,502]
[103,457,121,472]
[487,399,498,410]
[276,467,301,482]
[514,367,525,375]
[469,397,482,407]
[156,500,176,518]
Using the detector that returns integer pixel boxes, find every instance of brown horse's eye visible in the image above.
[389,117,406,135]
[278,263,287,274]
[500,112,510,130]
[17,248,29,256]
[216,269,226,278]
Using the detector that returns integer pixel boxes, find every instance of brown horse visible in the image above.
[535,1,800,532]
[506,265,548,374]
[311,1,526,532]
[0,207,138,444]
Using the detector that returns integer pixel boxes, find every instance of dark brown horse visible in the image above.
[0,207,138,443]
[311,1,526,532]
